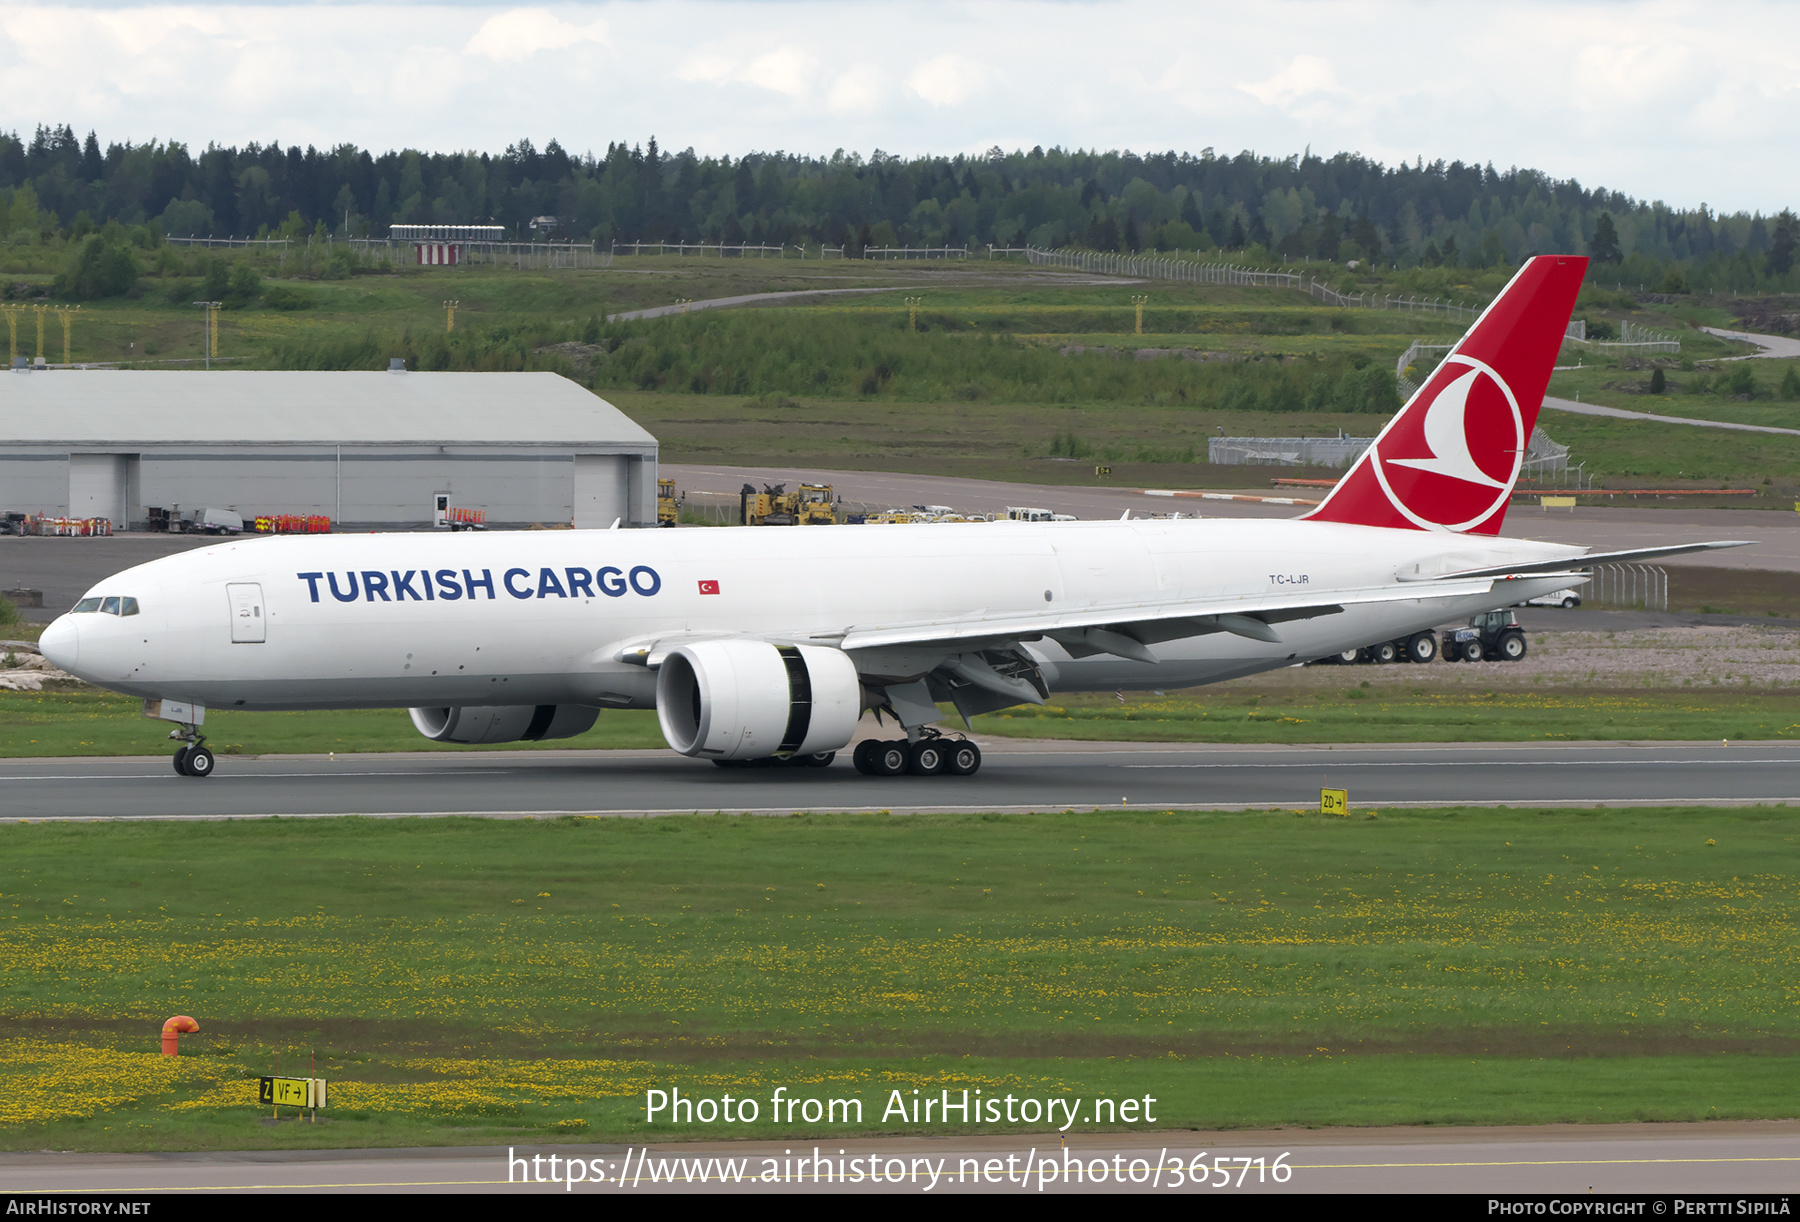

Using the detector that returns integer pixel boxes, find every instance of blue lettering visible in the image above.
[596,566,626,597]
[536,568,567,598]
[421,569,435,601]
[297,572,324,603]
[392,570,422,601]
[503,567,533,599]
[565,567,594,598]
[362,571,392,602]
[437,569,463,600]
[327,572,359,603]
[629,565,662,597]
[464,569,494,600]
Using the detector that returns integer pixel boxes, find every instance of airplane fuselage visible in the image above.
[45,517,1580,713]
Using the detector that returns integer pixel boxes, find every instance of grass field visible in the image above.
[13,251,1800,493]
[0,807,1793,1150]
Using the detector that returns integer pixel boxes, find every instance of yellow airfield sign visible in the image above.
[1320,788,1349,817]
[259,1076,326,1108]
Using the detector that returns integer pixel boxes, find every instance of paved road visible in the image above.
[1543,394,1800,437]
[2,1123,1795,1194]
[6,740,1797,820]
[609,286,901,322]
[1702,325,1800,360]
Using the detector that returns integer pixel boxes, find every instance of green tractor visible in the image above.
[1443,609,1528,663]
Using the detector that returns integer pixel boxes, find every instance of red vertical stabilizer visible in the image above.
[1305,255,1588,535]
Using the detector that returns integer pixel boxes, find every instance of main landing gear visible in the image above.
[170,729,214,778]
[852,732,981,777]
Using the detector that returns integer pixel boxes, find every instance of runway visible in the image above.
[6,739,1797,820]
[3,1122,1796,1194]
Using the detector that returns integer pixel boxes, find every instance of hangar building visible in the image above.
[0,368,659,530]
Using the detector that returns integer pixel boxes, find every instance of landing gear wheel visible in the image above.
[172,746,192,776]
[1460,638,1484,663]
[1372,640,1398,664]
[853,740,880,775]
[1405,632,1438,664]
[872,740,909,776]
[802,751,835,769]
[908,740,948,775]
[184,746,215,778]
[1336,648,1362,665]
[946,740,981,776]
[1497,630,1528,661]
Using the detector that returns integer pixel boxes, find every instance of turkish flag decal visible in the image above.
[698,579,721,595]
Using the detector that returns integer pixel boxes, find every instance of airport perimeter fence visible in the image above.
[166,235,615,269]
[1587,564,1668,611]
[1208,435,1373,468]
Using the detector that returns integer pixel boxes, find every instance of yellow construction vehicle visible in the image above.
[794,482,838,525]
[657,478,679,527]
[739,482,838,526]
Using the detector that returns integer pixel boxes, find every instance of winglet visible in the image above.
[1306,255,1588,535]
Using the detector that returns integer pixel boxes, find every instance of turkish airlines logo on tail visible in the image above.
[1370,356,1523,532]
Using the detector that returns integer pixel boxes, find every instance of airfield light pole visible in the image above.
[0,304,21,362]
[1131,294,1149,336]
[905,296,922,331]
[53,304,78,364]
[193,302,221,370]
[32,303,47,360]
[443,300,459,333]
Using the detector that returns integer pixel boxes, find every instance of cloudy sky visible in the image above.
[3,1,1795,213]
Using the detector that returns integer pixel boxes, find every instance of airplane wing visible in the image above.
[834,578,1504,654]
[1401,540,1752,583]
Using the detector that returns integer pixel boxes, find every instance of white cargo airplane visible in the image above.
[40,255,1744,779]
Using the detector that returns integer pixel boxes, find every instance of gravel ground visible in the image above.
[1253,624,1800,692]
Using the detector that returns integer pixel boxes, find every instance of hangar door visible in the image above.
[571,454,630,529]
[67,454,136,525]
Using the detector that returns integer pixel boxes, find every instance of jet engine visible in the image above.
[409,704,600,745]
[656,641,861,760]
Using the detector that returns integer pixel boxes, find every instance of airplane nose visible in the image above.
[38,615,78,671]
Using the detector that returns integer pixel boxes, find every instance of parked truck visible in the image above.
[740,482,838,526]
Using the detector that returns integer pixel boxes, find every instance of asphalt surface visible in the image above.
[665,462,1800,571]
[3,1123,1795,1194]
[6,739,1797,820]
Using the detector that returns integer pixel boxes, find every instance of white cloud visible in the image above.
[1239,54,1344,109]
[741,46,812,97]
[827,66,886,115]
[463,7,607,62]
[905,53,988,107]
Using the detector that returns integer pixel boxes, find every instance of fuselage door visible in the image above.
[227,582,266,644]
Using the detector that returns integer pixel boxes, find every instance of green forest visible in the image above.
[4,123,1798,299]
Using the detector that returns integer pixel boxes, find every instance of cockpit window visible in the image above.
[100,596,120,615]
[120,597,139,616]
[73,597,102,613]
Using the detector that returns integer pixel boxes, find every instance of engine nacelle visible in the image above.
[409,704,600,745]
[656,641,861,760]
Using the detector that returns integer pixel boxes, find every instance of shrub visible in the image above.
[52,236,140,300]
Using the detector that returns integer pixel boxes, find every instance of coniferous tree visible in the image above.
[1590,212,1622,263]
[1769,210,1797,278]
